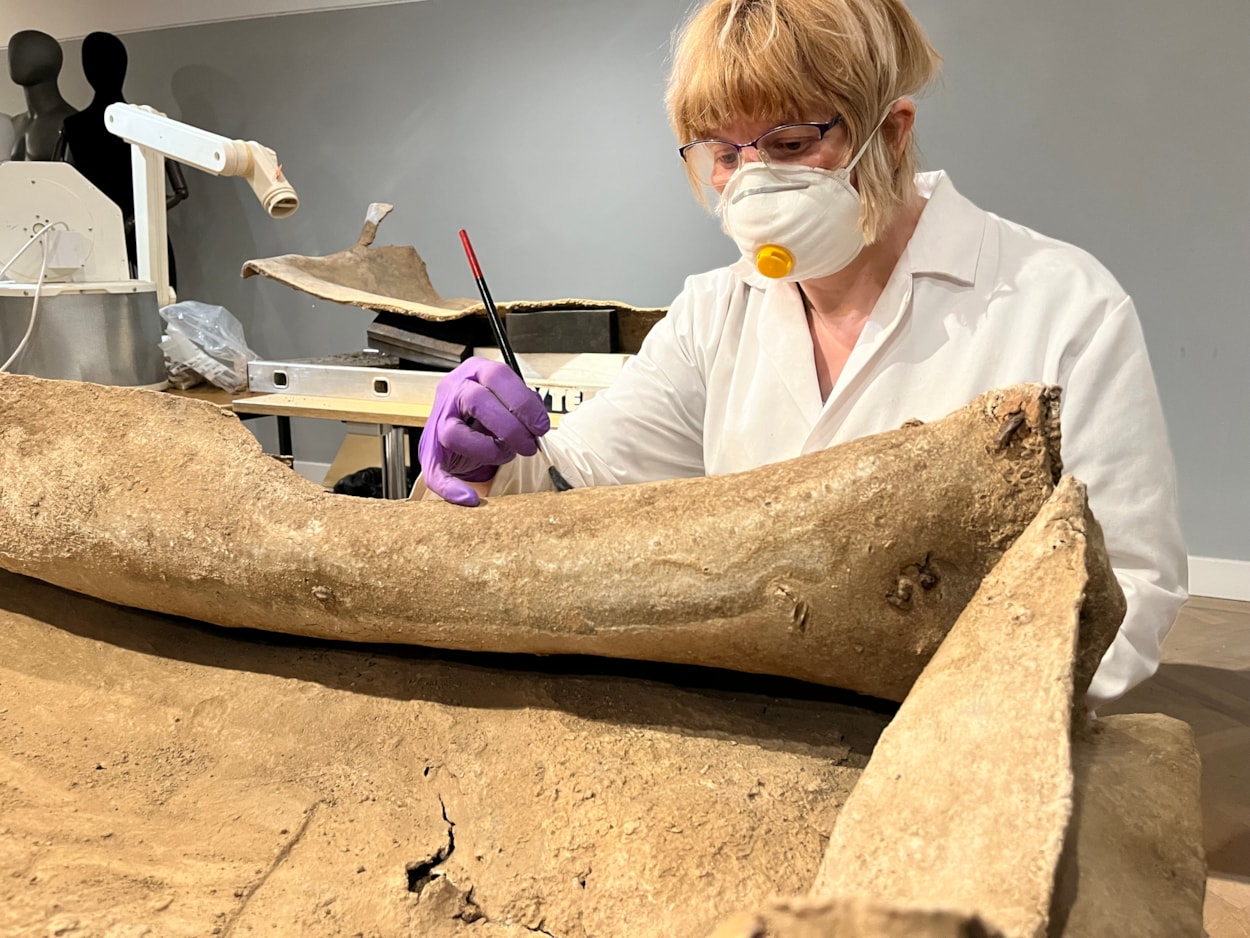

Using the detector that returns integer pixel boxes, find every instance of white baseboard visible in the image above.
[294,460,332,486]
[1188,557,1250,602]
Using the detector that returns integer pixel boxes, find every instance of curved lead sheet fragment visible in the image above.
[0,374,1060,702]
[239,202,667,326]
[810,477,1097,937]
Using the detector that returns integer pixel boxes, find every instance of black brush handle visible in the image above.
[457,228,574,492]
[459,230,521,376]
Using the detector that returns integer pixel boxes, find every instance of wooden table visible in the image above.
[231,393,439,427]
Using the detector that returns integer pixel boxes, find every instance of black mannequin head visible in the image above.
[82,31,127,98]
[7,30,63,87]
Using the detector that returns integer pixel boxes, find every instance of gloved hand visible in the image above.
[418,357,551,506]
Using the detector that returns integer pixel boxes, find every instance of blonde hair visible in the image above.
[666,0,940,242]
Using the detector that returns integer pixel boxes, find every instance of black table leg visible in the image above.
[277,416,293,458]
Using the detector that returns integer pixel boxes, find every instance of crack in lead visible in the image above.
[406,795,455,895]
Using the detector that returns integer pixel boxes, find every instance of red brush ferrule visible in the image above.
[458,229,483,279]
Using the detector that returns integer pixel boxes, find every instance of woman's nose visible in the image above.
[740,145,764,164]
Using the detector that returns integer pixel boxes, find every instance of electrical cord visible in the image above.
[0,222,67,375]
[0,241,51,374]
[0,221,67,279]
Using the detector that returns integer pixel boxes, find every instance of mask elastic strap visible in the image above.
[845,99,900,173]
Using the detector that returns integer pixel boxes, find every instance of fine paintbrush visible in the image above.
[458,229,574,492]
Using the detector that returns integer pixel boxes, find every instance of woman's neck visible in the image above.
[798,197,925,321]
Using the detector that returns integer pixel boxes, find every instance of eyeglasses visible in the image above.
[678,116,845,186]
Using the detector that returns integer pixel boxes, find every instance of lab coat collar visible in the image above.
[753,280,824,426]
[728,170,985,289]
[907,171,984,286]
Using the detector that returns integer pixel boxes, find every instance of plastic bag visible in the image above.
[159,301,257,392]
[160,338,206,390]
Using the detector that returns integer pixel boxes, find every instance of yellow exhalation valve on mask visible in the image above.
[755,244,795,279]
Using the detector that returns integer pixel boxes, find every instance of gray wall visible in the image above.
[908,0,1250,563]
[4,0,1247,561]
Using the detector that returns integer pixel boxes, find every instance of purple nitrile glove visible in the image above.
[418,357,551,506]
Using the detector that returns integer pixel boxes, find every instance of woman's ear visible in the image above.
[887,98,917,165]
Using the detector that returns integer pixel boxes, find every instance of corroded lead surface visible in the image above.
[0,375,1061,701]
[0,375,1204,938]
[708,897,1002,938]
[0,569,883,937]
[810,478,1091,936]
[720,479,1198,938]
[1053,713,1207,937]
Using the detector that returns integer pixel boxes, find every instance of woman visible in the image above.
[416,0,1186,707]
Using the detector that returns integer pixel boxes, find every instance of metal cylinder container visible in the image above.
[0,285,166,388]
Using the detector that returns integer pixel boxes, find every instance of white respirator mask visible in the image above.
[717,105,895,281]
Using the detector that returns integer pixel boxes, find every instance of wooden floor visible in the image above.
[1104,595,1250,937]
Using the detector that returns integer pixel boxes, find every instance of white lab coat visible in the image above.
[492,171,1187,707]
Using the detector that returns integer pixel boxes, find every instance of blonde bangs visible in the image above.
[668,4,837,142]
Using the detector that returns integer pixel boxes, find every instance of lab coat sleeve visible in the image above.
[489,279,711,495]
[1058,295,1188,707]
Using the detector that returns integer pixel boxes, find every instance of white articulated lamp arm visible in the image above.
[104,103,299,306]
